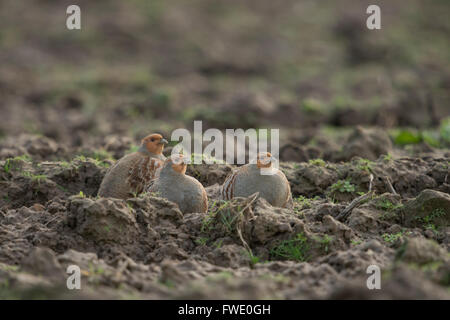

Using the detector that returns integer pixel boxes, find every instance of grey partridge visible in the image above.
[97,133,168,199]
[221,152,293,208]
[147,154,208,214]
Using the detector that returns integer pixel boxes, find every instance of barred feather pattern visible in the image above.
[221,170,238,200]
[202,187,208,212]
[127,156,162,195]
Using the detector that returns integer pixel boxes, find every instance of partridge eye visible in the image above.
[151,138,155,142]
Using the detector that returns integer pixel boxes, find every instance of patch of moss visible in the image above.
[308,158,326,167]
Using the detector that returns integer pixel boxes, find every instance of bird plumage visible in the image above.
[147,155,208,214]
[221,152,293,208]
[97,133,167,199]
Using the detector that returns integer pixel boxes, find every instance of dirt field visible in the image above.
[0,0,449,299]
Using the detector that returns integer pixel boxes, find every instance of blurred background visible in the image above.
[0,0,449,162]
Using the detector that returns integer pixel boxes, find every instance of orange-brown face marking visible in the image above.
[257,152,272,168]
[141,133,167,155]
[171,154,187,174]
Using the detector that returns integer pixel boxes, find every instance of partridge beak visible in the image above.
[159,138,169,145]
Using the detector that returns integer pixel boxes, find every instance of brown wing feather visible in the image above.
[201,187,208,213]
[279,171,293,209]
[221,170,237,200]
[127,157,162,195]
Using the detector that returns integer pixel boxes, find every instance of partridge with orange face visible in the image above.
[221,152,293,208]
[97,133,168,199]
[147,154,208,214]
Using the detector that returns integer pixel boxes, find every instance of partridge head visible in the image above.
[138,133,168,159]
